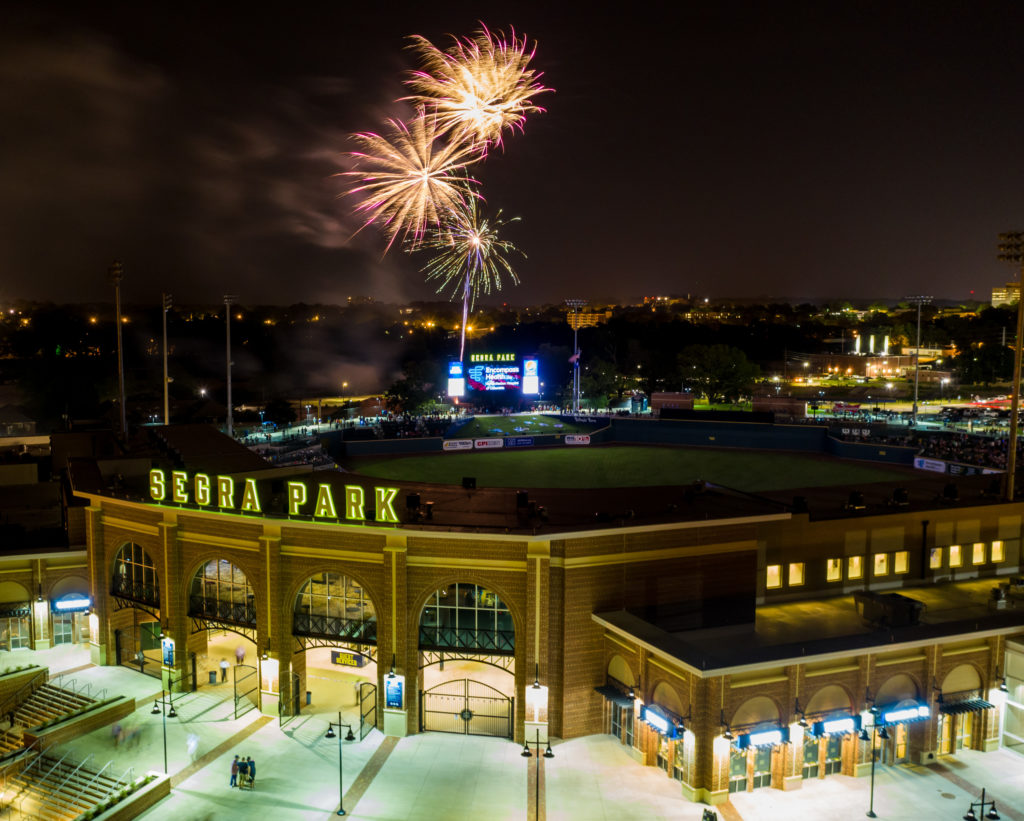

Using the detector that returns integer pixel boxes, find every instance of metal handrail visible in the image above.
[34,753,94,817]
[110,577,160,608]
[0,669,48,727]
[111,765,135,793]
[292,613,377,643]
[418,625,515,654]
[69,759,114,813]
[16,748,65,819]
[188,595,256,627]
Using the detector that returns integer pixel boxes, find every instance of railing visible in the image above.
[188,595,256,627]
[110,577,160,608]
[50,675,107,702]
[292,613,377,643]
[17,751,72,818]
[418,625,515,655]
[33,752,94,818]
[0,738,45,809]
[0,668,47,727]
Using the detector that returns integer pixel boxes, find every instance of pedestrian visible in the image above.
[235,645,245,665]
[247,756,256,787]
[230,755,239,787]
[187,733,199,761]
[238,756,250,788]
[111,722,122,746]
[220,658,229,683]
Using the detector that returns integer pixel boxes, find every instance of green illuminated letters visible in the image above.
[288,482,307,516]
[344,485,364,520]
[314,484,337,518]
[149,469,166,501]
[217,476,234,509]
[375,487,399,523]
[241,478,261,513]
[171,471,188,503]
[194,474,211,506]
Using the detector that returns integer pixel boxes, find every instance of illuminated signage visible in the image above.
[881,705,929,724]
[330,650,367,668]
[641,705,677,738]
[748,729,783,747]
[820,717,857,736]
[522,357,539,395]
[467,363,521,391]
[54,597,90,611]
[148,470,400,525]
[385,676,404,709]
[469,353,515,362]
[447,360,465,397]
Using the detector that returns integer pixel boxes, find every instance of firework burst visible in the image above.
[404,25,551,150]
[345,114,481,249]
[419,199,522,358]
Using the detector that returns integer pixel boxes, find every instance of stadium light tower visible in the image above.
[108,260,127,437]
[998,231,1024,500]
[565,299,587,414]
[162,293,172,425]
[224,295,238,438]
[905,295,932,426]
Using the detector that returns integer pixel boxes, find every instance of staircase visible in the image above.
[14,684,94,730]
[7,752,127,821]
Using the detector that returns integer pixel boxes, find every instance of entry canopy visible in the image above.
[877,700,930,724]
[641,704,682,738]
[939,698,993,715]
[812,714,862,737]
[736,725,789,748]
[594,682,633,709]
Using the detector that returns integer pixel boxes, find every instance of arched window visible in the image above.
[293,573,376,643]
[188,560,255,627]
[419,583,514,654]
[112,543,159,607]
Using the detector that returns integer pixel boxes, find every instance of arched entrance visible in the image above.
[111,543,161,677]
[418,582,516,738]
[292,572,378,737]
[189,559,258,702]
[0,581,32,652]
[50,576,92,647]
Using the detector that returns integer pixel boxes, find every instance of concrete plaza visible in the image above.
[4,644,1022,820]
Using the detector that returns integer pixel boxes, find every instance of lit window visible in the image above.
[788,563,805,586]
[894,551,909,574]
[826,558,843,582]
[929,547,943,569]
[848,556,863,580]
[766,565,782,589]
[992,541,1005,563]
[873,554,888,577]
[949,545,962,567]
[972,543,986,565]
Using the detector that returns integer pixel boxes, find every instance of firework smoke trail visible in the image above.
[419,199,522,359]
[404,25,551,151]
[345,114,482,250]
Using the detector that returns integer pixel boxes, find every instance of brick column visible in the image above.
[383,535,409,735]
[159,518,189,692]
[524,541,550,744]
[260,529,283,716]
[85,507,110,665]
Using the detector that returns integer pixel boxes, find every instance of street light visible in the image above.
[521,726,553,821]
[162,293,172,425]
[325,712,355,816]
[224,295,237,437]
[961,788,1001,820]
[151,690,178,774]
[108,261,127,436]
[941,377,950,400]
[858,709,889,818]
[906,295,932,425]
[565,298,587,414]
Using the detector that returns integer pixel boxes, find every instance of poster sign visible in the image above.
[161,637,175,667]
[330,650,367,668]
[443,439,473,451]
[565,434,591,445]
[385,676,404,709]
[474,438,504,449]
[505,437,534,448]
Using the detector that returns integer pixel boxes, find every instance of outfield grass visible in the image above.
[351,446,910,492]
[451,414,600,439]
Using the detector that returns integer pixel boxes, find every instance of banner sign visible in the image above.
[474,438,504,449]
[505,437,534,448]
[565,434,591,445]
[443,439,473,451]
[914,457,947,474]
[330,650,367,668]
[385,677,404,709]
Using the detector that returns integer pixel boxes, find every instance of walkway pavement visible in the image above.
[7,647,1024,821]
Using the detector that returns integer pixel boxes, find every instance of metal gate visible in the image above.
[359,682,377,740]
[420,678,512,738]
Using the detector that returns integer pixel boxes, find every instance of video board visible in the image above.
[448,353,541,396]
[447,360,465,397]
[467,362,521,391]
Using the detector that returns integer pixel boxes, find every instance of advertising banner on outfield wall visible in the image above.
[443,440,473,451]
[505,437,534,448]
[474,438,504,449]
[565,435,591,445]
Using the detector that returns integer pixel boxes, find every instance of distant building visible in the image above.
[566,309,612,330]
[992,282,1020,307]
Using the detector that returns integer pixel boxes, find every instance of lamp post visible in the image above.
[998,232,1024,501]
[108,261,127,437]
[906,295,932,426]
[565,298,587,414]
[858,710,889,818]
[150,690,177,774]
[325,712,355,816]
[224,295,237,437]
[521,726,553,821]
[961,788,1001,820]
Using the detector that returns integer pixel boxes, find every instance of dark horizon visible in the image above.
[2,1,1024,307]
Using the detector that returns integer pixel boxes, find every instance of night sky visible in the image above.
[3,1,1024,307]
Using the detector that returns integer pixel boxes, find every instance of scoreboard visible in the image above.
[448,353,539,397]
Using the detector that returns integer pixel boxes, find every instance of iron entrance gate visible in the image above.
[420,678,512,738]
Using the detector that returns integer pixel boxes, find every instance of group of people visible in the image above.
[111,721,144,748]
[229,754,257,790]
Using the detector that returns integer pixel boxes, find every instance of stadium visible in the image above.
[46,411,1024,808]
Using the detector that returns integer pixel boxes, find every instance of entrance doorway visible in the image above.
[420,678,513,738]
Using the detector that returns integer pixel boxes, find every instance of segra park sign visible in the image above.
[148,469,401,524]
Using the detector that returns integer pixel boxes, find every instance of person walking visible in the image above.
[230,755,239,788]
[220,658,229,683]
[235,645,245,665]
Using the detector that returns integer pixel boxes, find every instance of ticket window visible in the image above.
[824,734,843,775]
[728,749,748,793]
[802,737,820,779]
[656,735,671,774]
[752,747,772,789]
[610,702,633,747]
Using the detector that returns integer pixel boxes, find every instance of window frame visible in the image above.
[766,565,782,589]
[788,562,805,587]
[848,555,864,580]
